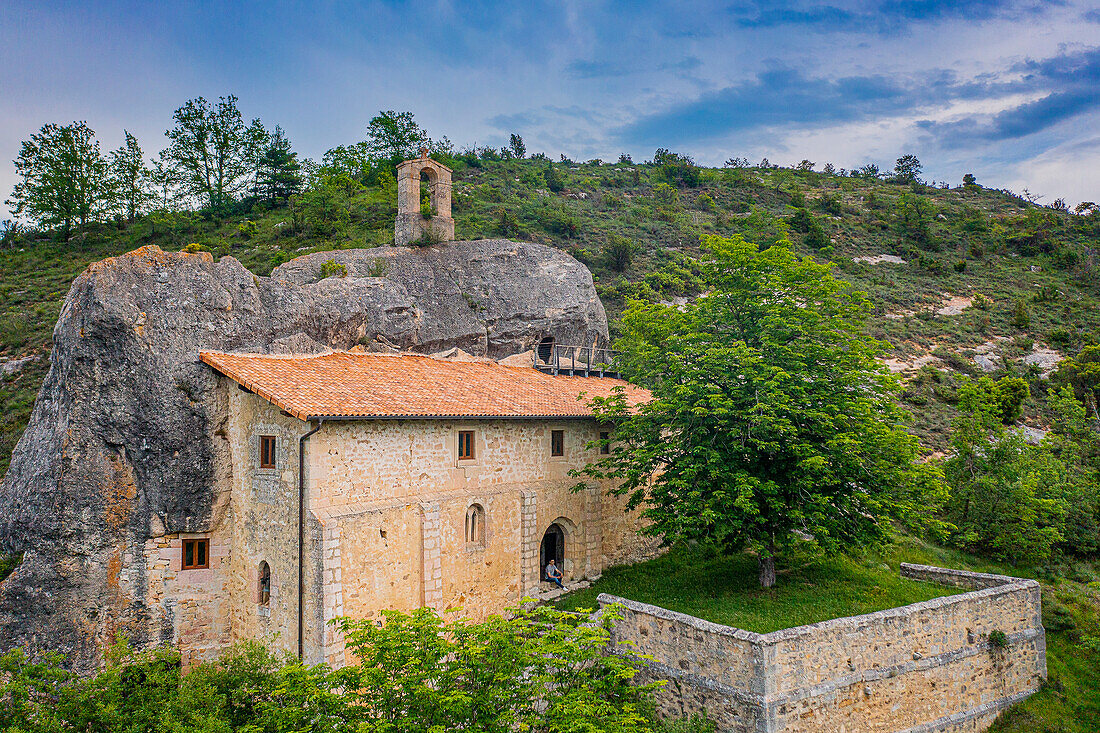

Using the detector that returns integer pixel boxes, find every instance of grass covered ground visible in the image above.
[556,543,963,633]
[557,536,1100,732]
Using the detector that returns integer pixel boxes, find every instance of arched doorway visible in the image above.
[540,523,565,581]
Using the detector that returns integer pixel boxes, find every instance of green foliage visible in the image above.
[1052,345,1100,415]
[544,162,565,193]
[576,235,945,587]
[993,376,1030,424]
[7,121,112,237]
[786,208,829,249]
[1,609,679,733]
[254,125,302,205]
[162,95,269,213]
[604,234,639,273]
[893,154,923,184]
[1011,298,1030,329]
[508,133,526,159]
[317,259,347,279]
[943,382,1100,563]
[988,628,1009,649]
[652,149,700,187]
[108,131,155,222]
[364,109,431,168]
[963,172,978,189]
[895,194,934,247]
[0,552,20,584]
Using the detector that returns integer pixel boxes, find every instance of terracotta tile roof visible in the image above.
[199,351,650,421]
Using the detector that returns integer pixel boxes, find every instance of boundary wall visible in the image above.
[600,563,1046,733]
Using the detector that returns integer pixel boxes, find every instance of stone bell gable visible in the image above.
[395,148,455,246]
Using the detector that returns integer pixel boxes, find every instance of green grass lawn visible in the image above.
[556,542,964,633]
[557,536,1100,732]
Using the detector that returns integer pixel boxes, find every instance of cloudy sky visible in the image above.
[2,0,1098,218]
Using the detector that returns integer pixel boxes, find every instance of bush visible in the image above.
[0,607,683,732]
[604,235,639,273]
[1011,299,1031,330]
[318,259,347,279]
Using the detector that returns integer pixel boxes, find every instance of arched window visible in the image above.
[258,561,271,606]
[465,504,486,548]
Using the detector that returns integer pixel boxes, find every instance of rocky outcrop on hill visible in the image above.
[0,239,607,669]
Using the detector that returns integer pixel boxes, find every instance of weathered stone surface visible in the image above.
[0,240,607,670]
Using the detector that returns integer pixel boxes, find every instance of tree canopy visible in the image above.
[162,95,269,213]
[577,234,943,586]
[6,121,111,238]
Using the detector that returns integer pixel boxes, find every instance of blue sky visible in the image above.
[2,0,1098,218]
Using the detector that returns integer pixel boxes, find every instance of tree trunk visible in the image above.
[758,552,776,588]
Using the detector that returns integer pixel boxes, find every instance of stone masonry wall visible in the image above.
[600,564,1046,733]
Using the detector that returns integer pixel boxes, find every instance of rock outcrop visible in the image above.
[0,239,607,669]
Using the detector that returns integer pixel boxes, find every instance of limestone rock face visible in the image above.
[0,240,607,669]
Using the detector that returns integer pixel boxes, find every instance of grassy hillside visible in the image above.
[3,156,1098,473]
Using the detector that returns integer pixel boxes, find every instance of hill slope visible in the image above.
[3,157,1098,472]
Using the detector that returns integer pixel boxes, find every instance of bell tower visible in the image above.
[394,148,455,246]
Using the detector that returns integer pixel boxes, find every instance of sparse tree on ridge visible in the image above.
[7,121,112,238]
[108,131,155,222]
[508,133,527,159]
[576,234,944,588]
[893,154,923,184]
[253,126,302,205]
[162,95,269,213]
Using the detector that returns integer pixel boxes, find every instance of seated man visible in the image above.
[545,558,564,589]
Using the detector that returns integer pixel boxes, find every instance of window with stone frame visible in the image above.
[258,561,271,605]
[182,538,209,570]
[465,504,486,547]
[458,430,475,460]
[551,429,565,457]
[599,431,611,454]
[259,435,276,469]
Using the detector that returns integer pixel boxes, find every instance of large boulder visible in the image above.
[0,240,607,670]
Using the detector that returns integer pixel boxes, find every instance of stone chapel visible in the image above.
[132,152,654,667]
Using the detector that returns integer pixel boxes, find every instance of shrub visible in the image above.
[317,259,347,279]
[604,235,639,273]
[1011,299,1031,330]
[236,220,258,239]
[988,629,1009,649]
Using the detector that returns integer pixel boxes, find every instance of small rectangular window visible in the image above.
[259,435,276,469]
[551,429,565,457]
[182,538,209,570]
[458,430,475,460]
[599,431,611,455]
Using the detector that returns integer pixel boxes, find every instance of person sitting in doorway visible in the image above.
[545,559,564,589]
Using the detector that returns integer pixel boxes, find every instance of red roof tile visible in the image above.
[199,351,650,421]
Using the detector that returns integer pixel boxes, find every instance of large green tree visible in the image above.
[365,110,430,167]
[253,125,302,205]
[6,121,112,238]
[578,235,942,587]
[162,95,269,212]
[107,131,155,222]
